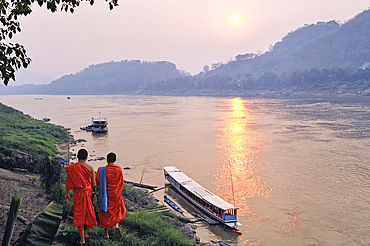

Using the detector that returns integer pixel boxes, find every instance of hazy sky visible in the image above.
[12,0,370,79]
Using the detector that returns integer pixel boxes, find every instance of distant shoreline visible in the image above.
[2,90,370,97]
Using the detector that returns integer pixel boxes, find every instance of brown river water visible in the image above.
[1,94,370,245]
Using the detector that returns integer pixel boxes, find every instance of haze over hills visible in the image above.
[206,9,370,78]
[0,60,188,95]
[1,8,370,95]
[204,20,342,77]
[9,69,55,86]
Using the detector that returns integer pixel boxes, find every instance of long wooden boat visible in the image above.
[164,195,183,213]
[163,166,241,228]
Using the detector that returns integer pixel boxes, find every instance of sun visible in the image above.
[231,15,240,25]
[229,14,242,26]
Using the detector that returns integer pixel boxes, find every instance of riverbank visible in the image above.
[141,90,370,98]
[0,125,213,245]
[0,102,68,157]
[0,167,220,245]
[0,99,233,245]
[0,168,49,245]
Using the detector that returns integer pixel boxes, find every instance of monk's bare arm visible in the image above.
[92,169,97,194]
[86,164,97,200]
[84,163,96,186]
[92,169,96,187]
[65,188,70,201]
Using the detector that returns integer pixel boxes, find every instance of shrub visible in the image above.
[38,157,62,193]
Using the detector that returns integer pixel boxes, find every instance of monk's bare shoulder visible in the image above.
[83,163,94,173]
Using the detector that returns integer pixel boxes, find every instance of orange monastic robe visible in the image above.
[65,163,97,228]
[96,163,127,229]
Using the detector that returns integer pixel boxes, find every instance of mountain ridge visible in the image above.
[2,8,370,95]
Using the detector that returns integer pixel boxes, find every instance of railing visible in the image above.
[225,215,237,221]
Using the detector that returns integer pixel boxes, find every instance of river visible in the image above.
[1,94,369,245]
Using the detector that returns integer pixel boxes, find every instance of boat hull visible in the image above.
[164,195,183,213]
[165,176,240,228]
[91,127,108,133]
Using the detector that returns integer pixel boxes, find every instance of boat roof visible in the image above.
[92,118,107,123]
[163,166,238,211]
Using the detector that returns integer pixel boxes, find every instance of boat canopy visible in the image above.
[164,166,238,211]
[92,119,107,124]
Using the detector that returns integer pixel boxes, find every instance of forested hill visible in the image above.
[204,9,370,78]
[204,20,341,77]
[2,8,370,95]
[0,60,187,95]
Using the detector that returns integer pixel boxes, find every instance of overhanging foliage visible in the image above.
[0,0,118,86]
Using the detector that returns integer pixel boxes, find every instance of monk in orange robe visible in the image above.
[96,152,126,239]
[65,148,97,244]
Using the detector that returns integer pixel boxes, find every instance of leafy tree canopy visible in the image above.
[0,0,118,86]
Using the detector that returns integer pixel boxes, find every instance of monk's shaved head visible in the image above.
[107,152,116,163]
[78,148,88,160]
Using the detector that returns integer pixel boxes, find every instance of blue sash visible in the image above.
[97,167,108,212]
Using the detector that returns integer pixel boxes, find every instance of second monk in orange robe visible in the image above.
[96,152,126,239]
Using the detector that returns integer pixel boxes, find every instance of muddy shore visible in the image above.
[0,167,221,245]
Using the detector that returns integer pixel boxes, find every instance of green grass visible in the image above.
[57,211,196,246]
[0,103,68,156]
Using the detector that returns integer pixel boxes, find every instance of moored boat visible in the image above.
[163,166,241,228]
[91,118,108,133]
[217,240,232,246]
[164,195,183,213]
[80,124,92,131]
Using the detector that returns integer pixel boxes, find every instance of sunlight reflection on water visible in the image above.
[213,98,272,217]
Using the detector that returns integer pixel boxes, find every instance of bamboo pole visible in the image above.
[2,196,22,246]
[67,137,69,166]
[139,167,146,184]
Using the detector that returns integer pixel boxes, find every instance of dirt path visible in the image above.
[0,168,49,245]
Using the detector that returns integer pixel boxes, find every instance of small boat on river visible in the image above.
[217,240,232,246]
[163,166,241,228]
[164,195,183,213]
[80,124,92,131]
[91,118,108,133]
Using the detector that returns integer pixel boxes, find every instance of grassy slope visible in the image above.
[0,102,68,156]
[58,210,196,246]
